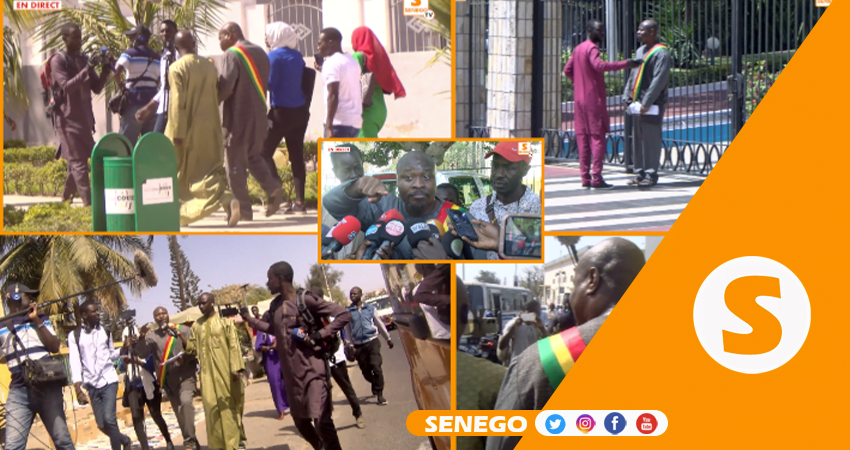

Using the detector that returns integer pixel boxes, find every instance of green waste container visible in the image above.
[103,156,135,231]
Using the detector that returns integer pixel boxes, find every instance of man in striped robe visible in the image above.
[485,238,645,450]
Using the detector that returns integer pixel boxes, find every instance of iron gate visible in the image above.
[388,0,448,53]
[267,0,323,56]
[543,0,823,174]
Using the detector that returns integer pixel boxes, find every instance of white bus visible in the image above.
[364,295,395,330]
[463,282,534,335]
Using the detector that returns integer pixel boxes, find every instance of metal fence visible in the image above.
[387,0,448,53]
[267,0,324,56]
[543,0,822,174]
[463,0,490,137]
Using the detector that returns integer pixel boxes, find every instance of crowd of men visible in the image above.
[47,19,396,227]
[321,141,542,260]
[0,260,402,450]
[456,238,646,450]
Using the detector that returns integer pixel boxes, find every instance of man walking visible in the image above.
[244,262,351,450]
[565,20,640,189]
[181,293,247,450]
[166,30,240,227]
[623,19,671,187]
[68,300,132,450]
[344,287,394,405]
[115,25,160,146]
[315,27,362,138]
[136,306,199,450]
[135,20,178,133]
[50,23,112,206]
[218,22,284,221]
[0,283,74,450]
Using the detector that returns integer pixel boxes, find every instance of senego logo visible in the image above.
[693,256,810,374]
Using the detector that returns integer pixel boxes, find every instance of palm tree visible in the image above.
[3,26,29,120]
[0,236,154,321]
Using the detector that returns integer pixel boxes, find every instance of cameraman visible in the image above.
[68,300,133,450]
[0,283,72,450]
[243,262,351,450]
[114,25,161,146]
[51,23,112,207]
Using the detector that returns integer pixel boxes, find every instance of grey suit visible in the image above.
[623,44,672,178]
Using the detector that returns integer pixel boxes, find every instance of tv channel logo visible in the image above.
[575,414,595,434]
[693,256,810,374]
[544,413,566,435]
[603,412,626,435]
[636,413,657,434]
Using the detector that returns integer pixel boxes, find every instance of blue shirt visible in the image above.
[268,47,306,108]
[346,303,380,344]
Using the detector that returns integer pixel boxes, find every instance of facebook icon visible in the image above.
[604,412,627,435]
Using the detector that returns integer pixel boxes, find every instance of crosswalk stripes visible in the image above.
[544,165,706,232]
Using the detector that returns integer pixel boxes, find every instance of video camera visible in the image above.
[117,308,137,326]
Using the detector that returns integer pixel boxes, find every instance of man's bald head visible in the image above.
[569,238,645,325]
[174,30,196,55]
[218,22,244,51]
[397,151,438,216]
[637,19,660,45]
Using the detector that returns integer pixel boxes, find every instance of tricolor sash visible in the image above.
[227,45,267,109]
[158,325,178,382]
[435,201,465,234]
[631,43,668,102]
[538,326,586,389]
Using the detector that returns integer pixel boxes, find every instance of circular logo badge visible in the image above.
[544,413,565,435]
[575,414,595,434]
[603,412,626,435]
[636,413,657,434]
[385,221,404,237]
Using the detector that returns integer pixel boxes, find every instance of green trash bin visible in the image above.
[103,156,135,231]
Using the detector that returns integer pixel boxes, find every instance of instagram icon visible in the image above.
[575,414,596,434]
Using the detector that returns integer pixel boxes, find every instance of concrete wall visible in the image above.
[3,1,450,144]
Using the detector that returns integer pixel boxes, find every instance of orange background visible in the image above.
[515,1,848,448]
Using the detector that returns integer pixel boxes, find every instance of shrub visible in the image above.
[3,160,67,196]
[3,146,58,165]
[4,139,27,149]
[3,205,26,227]
[5,203,92,232]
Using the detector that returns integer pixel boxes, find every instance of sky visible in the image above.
[458,236,647,284]
[123,235,387,321]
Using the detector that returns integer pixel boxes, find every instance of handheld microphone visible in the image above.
[361,223,383,260]
[321,224,334,246]
[378,209,404,223]
[441,232,466,259]
[426,219,445,238]
[373,219,406,260]
[323,216,361,258]
[406,221,434,251]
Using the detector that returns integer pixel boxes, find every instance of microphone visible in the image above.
[134,250,158,287]
[321,224,334,246]
[378,209,404,223]
[406,221,434,251]
[441,232,469,259]
[426,219,445,238]
[373,219,406,260]
[324,216,361,257]
[361,222,383,260]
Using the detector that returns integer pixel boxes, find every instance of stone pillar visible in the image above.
[487,0,534,138]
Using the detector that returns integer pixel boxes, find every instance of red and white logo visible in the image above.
[636,413,657,434]
[328,147,350,153]
[518,142,533,156]
[385,220,404,237]
[13,1,61,9]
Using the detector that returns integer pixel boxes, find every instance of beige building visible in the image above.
[3,0,451,145]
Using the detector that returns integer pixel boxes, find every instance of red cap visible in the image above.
[485,141,533,164]
[331,216,362,245]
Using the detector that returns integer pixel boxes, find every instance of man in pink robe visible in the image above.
[565,20,640,189]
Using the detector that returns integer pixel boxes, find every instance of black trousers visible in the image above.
[262,105,310,202]
[293,380,342,450]
[126,385,171,450]
[330,361,362,418]
[354,339,384,396]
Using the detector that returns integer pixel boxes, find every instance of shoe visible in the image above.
[581,183,590,189]
[184,439,198,450]
[626,176,644,186]
[283,203,307,215]
[356,415,365,429]
[590,181,615,189]
[377,395,388,405]
[265,188,284,217]
[238,442,247,450]
[122,439,131,450]
[638,178,656,188]
[226,198,241,227]
[166,443,175,450]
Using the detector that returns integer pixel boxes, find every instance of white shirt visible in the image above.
[322,52,363,128]
[415,283,451,340]
[69,325,120,389]
[152,49,174,115]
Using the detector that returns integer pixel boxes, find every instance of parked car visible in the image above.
[366,170,492,208]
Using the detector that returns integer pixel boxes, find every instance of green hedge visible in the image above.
[3,146,58,165]
[4,139,27,149]
[4,203,92,232]
[4,160,67,196]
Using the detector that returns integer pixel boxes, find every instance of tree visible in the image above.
[168,236,201,311]
[519,266,544,299]
[475,270,501,285]
[304,264,347,306]
[209,284,271,307]
[4,27,29,120]
[0,236,154,333]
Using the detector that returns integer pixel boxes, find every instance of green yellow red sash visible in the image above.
[158,326,177,382]
[631,43,668,101]
[227,45,267,108]
[538,326,586,389]
[435,201,464,234]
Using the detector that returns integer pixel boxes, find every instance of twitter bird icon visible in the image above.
[545,413,566,434]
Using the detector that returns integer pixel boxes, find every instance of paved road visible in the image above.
[196,330,429,450]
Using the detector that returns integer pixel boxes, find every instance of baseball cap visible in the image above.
[485,141,532,164]
[4,283,39,301]
[124,25,152,38]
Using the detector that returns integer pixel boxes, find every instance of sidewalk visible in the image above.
[3,196,318,233]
